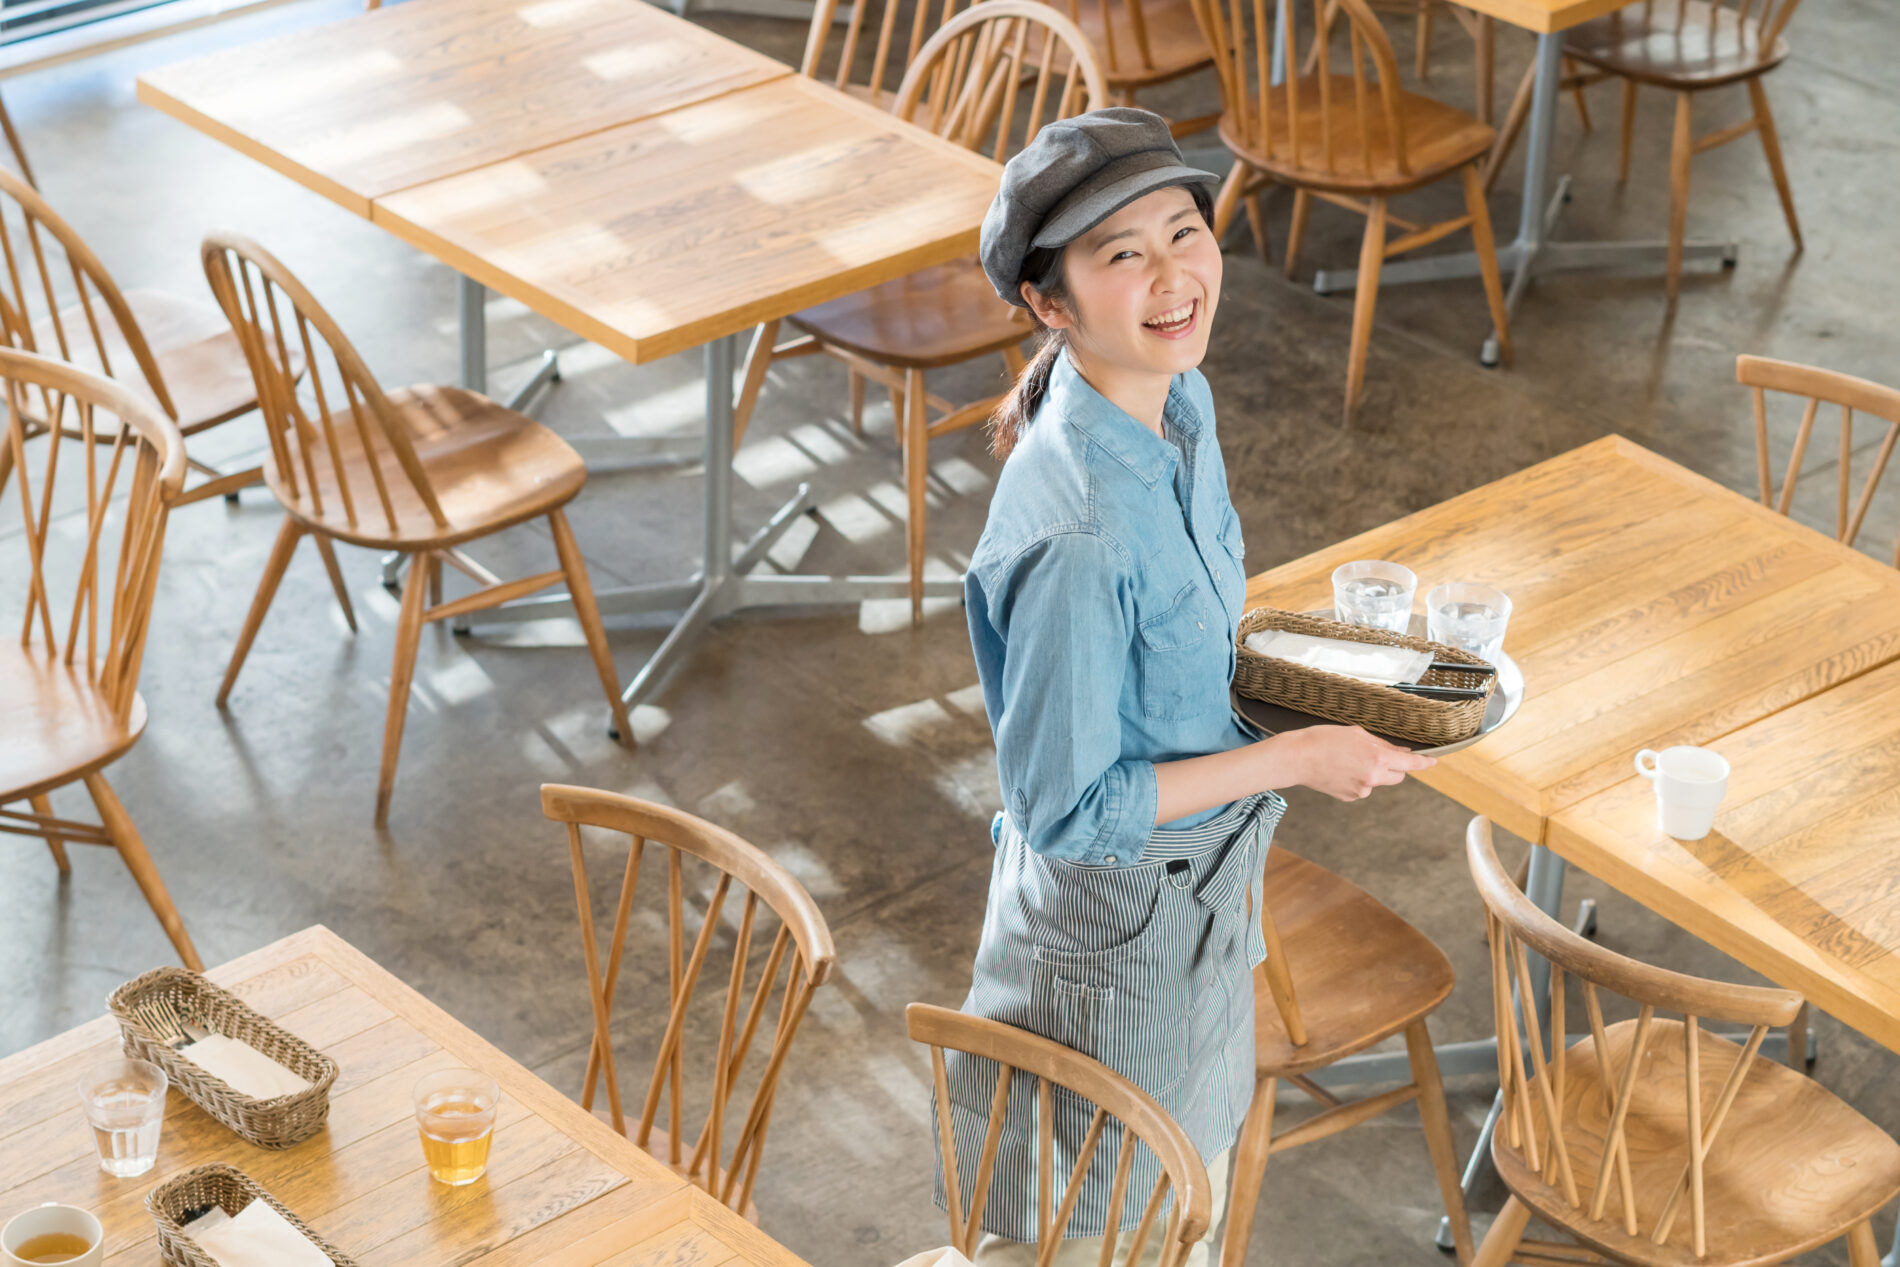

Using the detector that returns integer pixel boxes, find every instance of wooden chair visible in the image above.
[201,235,631,827]
[1464,816,1900,1267]
[908,1002,1215,1264]
[1,347,202,970]
[0,93,33,189]
[541,783,836,1218]
[1219,848,1474,1265]
[0,168,278,513]
[1059,0,1223,137]
[1563,0,1804,307]
[736,1,1107,624]
[1193,0,1511,415]
[1739,355,1900,566]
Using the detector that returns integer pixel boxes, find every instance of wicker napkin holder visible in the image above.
[1234,607,1496,746]
[109,966,337,1150]
[148,1163,358,1267]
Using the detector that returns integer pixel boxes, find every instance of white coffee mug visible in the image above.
[2,1202,104,1267]
[1635,746,1730,841]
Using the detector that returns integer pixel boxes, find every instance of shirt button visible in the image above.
[1106,855,1118,865]
[1197,621,1204,630]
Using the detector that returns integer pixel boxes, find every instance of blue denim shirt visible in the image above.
[966,350,1255,866]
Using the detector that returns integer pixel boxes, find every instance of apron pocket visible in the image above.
[1034,958,1190,1097]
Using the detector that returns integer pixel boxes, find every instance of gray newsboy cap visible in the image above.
[980,107,1220,308]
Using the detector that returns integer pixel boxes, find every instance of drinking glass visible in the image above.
[76,1060,166,1179]
[1331,560,1416,634]
[414,1069,500,1186]
[1426,581,1512,661]
[2,1202,104,1266]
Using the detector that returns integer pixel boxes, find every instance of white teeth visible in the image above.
[1143,302,1194,328]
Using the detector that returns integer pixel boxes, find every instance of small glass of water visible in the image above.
[76,1059,167,1179]
[1332,560,1417,634]
[1427,581,1512,661]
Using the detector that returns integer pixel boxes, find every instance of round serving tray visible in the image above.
[1230,610,1523,758]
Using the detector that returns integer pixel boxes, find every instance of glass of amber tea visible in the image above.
[413,1069,500,1186]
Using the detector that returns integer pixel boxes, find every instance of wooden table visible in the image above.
[1303,0,1738,364]
[0,926,809,1265]
[1245,435,1900,846]
[138,0,1001,710]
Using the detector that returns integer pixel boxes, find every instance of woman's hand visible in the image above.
[1281,725,1436,802]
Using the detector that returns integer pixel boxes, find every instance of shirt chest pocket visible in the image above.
[1137,580,1221,721]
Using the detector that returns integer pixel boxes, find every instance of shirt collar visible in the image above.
[1046,348,1201,489]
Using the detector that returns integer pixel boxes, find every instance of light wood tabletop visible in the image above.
[1243,435,1900,844]
[0,926,811,1266]
[372,74,1005,365]
[1548,657,1900,1055]
[1443,0,1632,35]
[135,0,790,217]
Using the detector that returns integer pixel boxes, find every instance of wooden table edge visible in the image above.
[1450,0,1630,34]
[134,75,372,219]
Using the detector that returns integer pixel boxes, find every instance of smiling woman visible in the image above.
[942,108,1435,1266]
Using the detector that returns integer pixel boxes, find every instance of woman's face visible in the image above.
[1023,185,1222,382]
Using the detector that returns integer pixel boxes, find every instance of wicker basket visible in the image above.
[1234,607,1496,745]
[109,967,337,1149]
[148,1163,358,1267]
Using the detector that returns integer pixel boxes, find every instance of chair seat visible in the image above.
[1564,0,1789,89]
[0,642,146,801]
[273,385,587,551]
[1068,0,1214,89]
[1496,1019,1900,1266]
[1254,849,1455,1075]
[40,289,267,435]
[790,259,1030,371]
[1222,76,1495,195]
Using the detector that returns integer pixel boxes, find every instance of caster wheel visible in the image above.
[224,491,241,505]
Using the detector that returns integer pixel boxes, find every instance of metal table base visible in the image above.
[1308,35,1738,366]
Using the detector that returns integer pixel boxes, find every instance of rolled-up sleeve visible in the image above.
[975,530,1158,865]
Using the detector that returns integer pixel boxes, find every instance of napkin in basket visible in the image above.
[184,1199,330,1267]
[178,1034,311,1100]
[1242,629,1432,686]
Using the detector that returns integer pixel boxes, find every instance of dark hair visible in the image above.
[987,183,1215,462]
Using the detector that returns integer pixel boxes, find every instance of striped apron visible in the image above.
[937,790,1288,1241]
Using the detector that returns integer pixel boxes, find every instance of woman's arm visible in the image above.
[1153,725,1437,825]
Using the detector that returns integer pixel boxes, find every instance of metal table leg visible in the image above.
[1307,32,1738,358]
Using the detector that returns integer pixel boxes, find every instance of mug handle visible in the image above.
[1634,748,1661,779]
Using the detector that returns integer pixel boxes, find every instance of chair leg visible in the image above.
[1787,1000,1810,1072]
[85,772,202,971]
[1217,1076,1276,1267]
[903,368,928,626]
[1470,1195,1531,1267]
[1243,191,1271,267]
[1747,78,1802,251]
[218,517,305,707]
[734,319,780,449]
[1565,57,1592,131]
[313,533,357,633]
[1344,197,1386,416]
[1618,78,1637,183]
[1475,13,1494,123]
[1284,189,1312,280]
[1463,163,1512,367]
[1406,1021,1475,1263]
[1485,60,1536,194]
[1667,90,1693,309]
[1847,1220,1880,1267]
[888,382,906,452]
[1415,1,1434,81]
[1213,159,1250,243]
[374,551,431,828]
[548,508,634,749]
[30,794,70,875]
[848,369,866,437]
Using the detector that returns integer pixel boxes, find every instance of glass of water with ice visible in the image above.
[77,1058,167,1178]
[1331,560,1417,634]
[1427,582,1512,661]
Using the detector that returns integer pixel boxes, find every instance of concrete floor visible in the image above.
[3,0,1898,1262]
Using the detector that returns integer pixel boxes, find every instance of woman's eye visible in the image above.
[1174,226,1197,242]
[1110,250,1138,262]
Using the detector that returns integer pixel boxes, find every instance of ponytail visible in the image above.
[989,243,1068,461]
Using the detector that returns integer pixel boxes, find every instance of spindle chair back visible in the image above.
[1465,817,1900,1266]
[1,346,202,970]
[801,0,977,109]
[907,1002,1213,1266]
[542,784,837,1217]
[1738,358,1900,565]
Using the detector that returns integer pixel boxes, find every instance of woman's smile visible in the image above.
[1141,299,1198,340]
